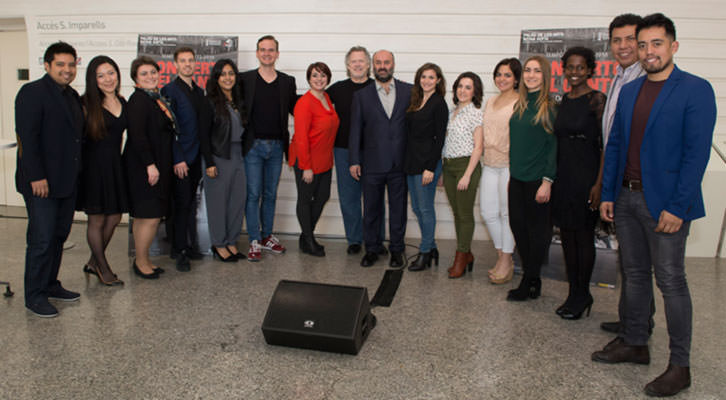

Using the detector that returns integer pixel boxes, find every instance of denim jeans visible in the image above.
[406,160,442,253]
[615,188,692,367]
[23,192,76,305]
[334,147,363,245]
[334,147,385,245]
[244,139,283,242]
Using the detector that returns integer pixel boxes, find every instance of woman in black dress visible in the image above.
[404,63,448,271]
[124,56,175,279]
[552,47,606,319]
[77,55,128,285]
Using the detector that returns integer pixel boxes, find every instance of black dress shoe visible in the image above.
[644,364,691,397]
[360,252,378,267]
[603,336,624,352]
[48,286,80,302]
[347,244,362,255]
[591,339,650,365]
[601,321,621,333]
[153,267,166,274]
[390,252,404,268]
[133,261,159,279]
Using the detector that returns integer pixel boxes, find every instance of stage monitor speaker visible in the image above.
[261,280,376,355]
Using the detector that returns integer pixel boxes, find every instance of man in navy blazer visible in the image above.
[161,47,207,271]
[15,42,84,317]
[591,14,717,397]
[349,50,412,268]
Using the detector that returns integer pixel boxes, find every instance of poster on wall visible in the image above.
[520,27,614,102]
[137,34,238,88]
[518,27,617,287]
[129,34,239,257]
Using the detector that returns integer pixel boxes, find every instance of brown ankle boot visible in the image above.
[447,251,462,273]
[449,251,473,279]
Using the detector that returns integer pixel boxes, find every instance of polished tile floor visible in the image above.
[0,216,724,399]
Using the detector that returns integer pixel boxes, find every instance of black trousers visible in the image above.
[170,157,202,253]
[508,177,552,279]
[22,192,76,305]
[293,167,332,239]
[362,170,407,253]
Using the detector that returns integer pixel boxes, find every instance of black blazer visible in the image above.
[238,69,297,158]
[349,79,412,174]
[404,92,448,175]
[15,74,82,198]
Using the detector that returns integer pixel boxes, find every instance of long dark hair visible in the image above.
[407,63,445,112]
[81,55,121,141]
[206,59,247,125]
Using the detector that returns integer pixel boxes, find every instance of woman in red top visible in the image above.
[289,62,340,256]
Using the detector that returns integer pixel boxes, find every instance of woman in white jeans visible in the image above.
[480,58,521,284]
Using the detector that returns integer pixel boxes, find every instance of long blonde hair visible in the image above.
[514,55,555,133]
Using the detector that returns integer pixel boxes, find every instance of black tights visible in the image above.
[86,213,122,281]
[560,228,596,306]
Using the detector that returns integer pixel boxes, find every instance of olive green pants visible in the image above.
[443,157,482,253]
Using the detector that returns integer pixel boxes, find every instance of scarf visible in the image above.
[139,87,179,140]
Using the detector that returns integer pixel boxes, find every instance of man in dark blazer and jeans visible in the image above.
[15,42,83,317]
[238,35,297,261]
[349,50,412,268]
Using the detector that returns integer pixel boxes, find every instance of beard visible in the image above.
[642,57,672,74]
[374,67,394,83]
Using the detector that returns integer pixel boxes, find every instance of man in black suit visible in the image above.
[15,42,83,317]
[238,35,297,261]
[349,50,412,267]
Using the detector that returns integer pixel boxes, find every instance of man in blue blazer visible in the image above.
[161,47,207,271]
[591,14,717,397]
[15,42,84,317]
[349,50,412,268]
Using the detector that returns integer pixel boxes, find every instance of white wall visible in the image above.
[1,0,724,256]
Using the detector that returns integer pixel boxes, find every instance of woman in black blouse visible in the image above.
[552,47,606,319]
[404,63,448,271]
[123,56,176,279]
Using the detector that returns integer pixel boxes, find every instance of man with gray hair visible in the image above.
[327,46,376,255]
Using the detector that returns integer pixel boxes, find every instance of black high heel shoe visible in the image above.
[133,260,159,279]
[507,277,541,301]
[408,251,432,271]
[226,246,245,260]
[560,295,594,320]
[212,246,237,262]
[431,248,439,267]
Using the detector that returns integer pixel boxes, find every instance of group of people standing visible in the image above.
[15,11,716,398]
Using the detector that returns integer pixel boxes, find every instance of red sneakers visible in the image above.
[261,235,286,254]
[247,240,262,262]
